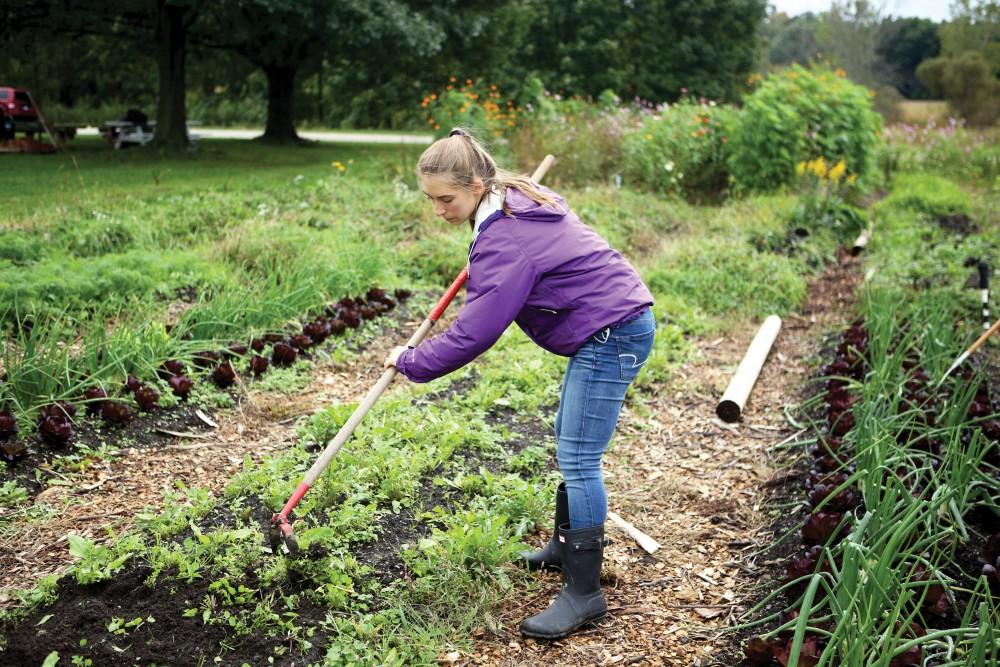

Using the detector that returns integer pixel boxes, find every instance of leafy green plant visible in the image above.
[729,65,882,192]
[622,98,738,200]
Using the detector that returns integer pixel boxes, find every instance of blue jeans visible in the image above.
[555,308,655,529]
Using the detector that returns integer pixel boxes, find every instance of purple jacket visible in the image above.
[396,185,653,383]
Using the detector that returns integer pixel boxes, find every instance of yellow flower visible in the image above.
[332,161,345,172]
[828,160,846,182]
[645,133,653,141]
[835,68,847,78]
[796,161,806,176]
[846,174,857,185]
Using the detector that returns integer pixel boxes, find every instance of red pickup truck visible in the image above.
[0,86,41,136]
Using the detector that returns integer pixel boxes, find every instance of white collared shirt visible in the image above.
[470,188,505,253]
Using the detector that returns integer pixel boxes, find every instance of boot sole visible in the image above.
[519,610,607,640]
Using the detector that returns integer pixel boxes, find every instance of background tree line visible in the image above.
[1,0,997,149]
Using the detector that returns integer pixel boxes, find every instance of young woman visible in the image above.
[384,128,655,639]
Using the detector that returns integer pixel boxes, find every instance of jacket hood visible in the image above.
[504,184,568,223]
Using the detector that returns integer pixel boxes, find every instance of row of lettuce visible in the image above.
[742,171,1000,665]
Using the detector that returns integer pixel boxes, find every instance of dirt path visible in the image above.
[470,252,861,666]
[0,305,428,608]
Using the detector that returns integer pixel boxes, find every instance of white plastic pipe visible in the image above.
[716,315,783,423]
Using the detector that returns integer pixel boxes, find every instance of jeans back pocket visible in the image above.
[615,328,655,381]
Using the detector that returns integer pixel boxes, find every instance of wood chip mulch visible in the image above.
[465,251,861,666]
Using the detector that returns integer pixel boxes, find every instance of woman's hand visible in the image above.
[384,346,408,369]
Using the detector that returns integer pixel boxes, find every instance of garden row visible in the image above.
[0,140,847,663]
[741,170,1000,665]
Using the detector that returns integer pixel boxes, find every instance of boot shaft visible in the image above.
[557,523,607,594]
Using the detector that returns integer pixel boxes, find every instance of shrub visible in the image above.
[421,78,519,140]
[621,98,739,200]
[917,53,1000,127]
[728,65,882,192]
[509,82,635,187]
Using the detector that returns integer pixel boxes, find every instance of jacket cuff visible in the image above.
[395,347,421,383]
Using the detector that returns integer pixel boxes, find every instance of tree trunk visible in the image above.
[261,63,300,143]
[152,0,190,149]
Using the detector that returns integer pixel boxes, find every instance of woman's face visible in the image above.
[420,174,484,225]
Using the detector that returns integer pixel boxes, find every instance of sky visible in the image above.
[770,0,952,21]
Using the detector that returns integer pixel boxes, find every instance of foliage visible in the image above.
[917,52,1000,127]
[875,173,972,219]
[509,83,635,187]
[881,121,1000,185]
[728,64,882,192]
[622,98,738,200]
[421,78,519,140]
[789,156,866,243]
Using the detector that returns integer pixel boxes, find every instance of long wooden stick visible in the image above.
[938,317,1000,386]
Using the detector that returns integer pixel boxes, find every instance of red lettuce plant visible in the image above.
[0,408,19,439]
[272,343,298,366]
[249,355,269,376]
[394,288,412,301]
[134,385,159,411]
[193,350,220,368]
[289,334,313,351]
[211,362,237,388]
[37,403,76,447]
[125,374,142,392]
[83,387,108,415]
[801,510,847,545]
[99,400,133,425]
[250,338,265,352]
[167,375,194,399]
[303,319,330,344]
[159,359,184,378]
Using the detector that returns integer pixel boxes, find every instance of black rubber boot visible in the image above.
[520,523,608,640]
[519,483,568,571]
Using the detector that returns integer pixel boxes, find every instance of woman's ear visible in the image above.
[471,177,485,197]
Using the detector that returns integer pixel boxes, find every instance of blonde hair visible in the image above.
[416,128,561,213]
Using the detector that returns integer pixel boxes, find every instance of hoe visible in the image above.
[268,155,556,555]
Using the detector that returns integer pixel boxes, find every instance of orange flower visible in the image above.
[449,76,457,82]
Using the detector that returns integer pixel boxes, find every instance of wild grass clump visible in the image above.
[644,236,807,322]
[875,172,972,219]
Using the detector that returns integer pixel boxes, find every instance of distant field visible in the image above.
[895,100,950,124]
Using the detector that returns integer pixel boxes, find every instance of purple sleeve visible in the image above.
[396,234,536,383]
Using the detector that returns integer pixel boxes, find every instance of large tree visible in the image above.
[876,17,940,98]
[1,0,198,149]
[526,0,768,102]
[201,0,443,142]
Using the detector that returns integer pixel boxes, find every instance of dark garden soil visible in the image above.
[0,565,328,667]
[0,296,431,609]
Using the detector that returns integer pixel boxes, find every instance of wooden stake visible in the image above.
[716,315,782,423]
[608,511,660,554]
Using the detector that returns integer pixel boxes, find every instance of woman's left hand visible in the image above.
[384,346,408,369]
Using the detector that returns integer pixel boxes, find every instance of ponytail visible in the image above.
[416,128,562,211]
